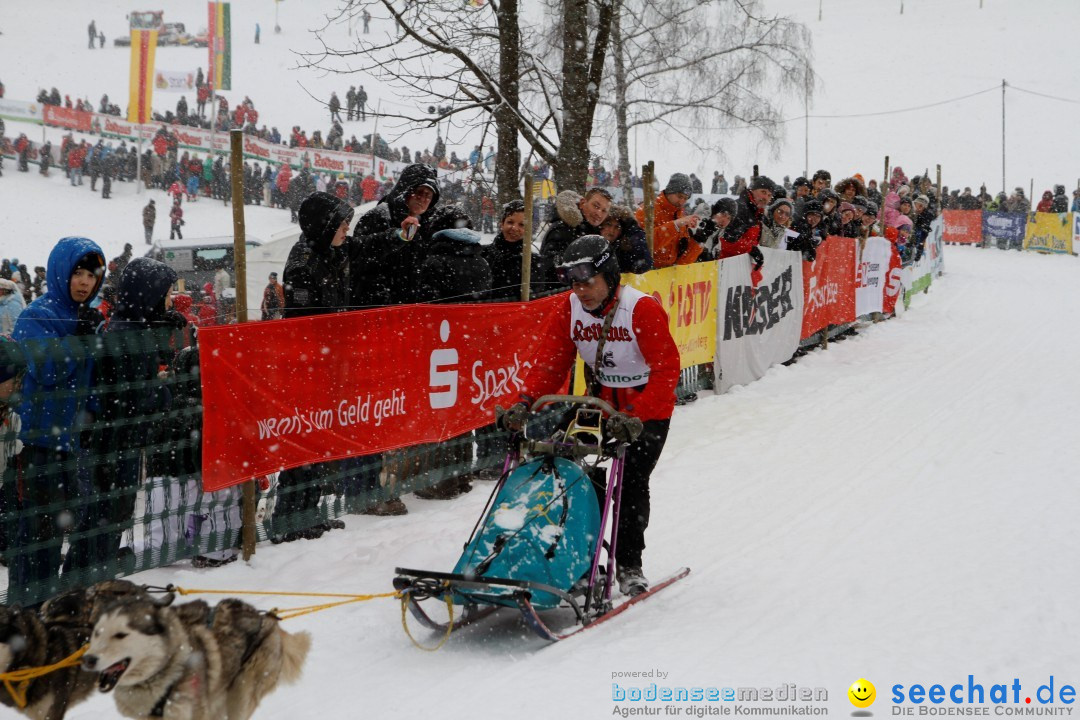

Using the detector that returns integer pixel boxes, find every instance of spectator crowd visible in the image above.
[4,150,1080,605]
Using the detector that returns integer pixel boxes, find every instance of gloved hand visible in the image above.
[605,412,643,443]
[495,402,530,432]
[749,245,765,271]
[75,305,104,336]
[162,309,189,329]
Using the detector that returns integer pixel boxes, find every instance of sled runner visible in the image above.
[394,395,689,643]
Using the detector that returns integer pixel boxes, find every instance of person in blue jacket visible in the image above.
[10,236,105,604]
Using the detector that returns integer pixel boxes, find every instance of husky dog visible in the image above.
[0,580,166,720]
[39,580,170,629]
[83,596,310,720]
[0,603,96,720]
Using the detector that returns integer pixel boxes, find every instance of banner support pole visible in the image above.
[230,128,256,561]
[643,161,655,256]
[521,174,534,302]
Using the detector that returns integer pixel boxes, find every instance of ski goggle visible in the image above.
[558,262,600,285]
[557,247,613,284]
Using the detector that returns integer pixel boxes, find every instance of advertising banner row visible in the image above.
[942,210,1076,254]
[201,228,938,490]
[1,98,408,180]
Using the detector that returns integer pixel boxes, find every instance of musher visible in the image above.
[500,235,680,596]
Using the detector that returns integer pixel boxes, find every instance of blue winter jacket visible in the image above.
[13,237,105,452]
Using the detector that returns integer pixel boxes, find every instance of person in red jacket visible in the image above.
[360,174,379,203]
[503,235,680,597]
[1036,190,1053,213]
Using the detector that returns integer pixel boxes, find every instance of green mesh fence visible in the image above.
[0,326,567,606]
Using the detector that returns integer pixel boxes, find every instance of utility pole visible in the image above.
[818,0,823,21]
[1001,79,1006,195]
[804,75,810,179]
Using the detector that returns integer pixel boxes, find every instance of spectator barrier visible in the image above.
[942,209,1076,254]
[0,222,946,606]
[1,97,410,180]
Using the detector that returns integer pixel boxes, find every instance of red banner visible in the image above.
[883,242,903,315]
[942,210,983,244]
[801,236,857,339]
[42,105,92,133]
[198,296,565,491]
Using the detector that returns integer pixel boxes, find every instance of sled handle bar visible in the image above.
[529,394,617,416]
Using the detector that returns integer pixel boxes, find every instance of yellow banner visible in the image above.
[622,264,717,368]
[1023,212,1073,254]
[127,29,158,124]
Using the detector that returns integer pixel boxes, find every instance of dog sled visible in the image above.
[394,395,690,643]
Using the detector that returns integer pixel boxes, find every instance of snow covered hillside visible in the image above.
[54,244,1080,719]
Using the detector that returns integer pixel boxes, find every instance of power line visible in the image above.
[1008,84,1080,105]
[667,84,1001,131]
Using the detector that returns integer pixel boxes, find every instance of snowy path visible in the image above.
[61,245,1080,719]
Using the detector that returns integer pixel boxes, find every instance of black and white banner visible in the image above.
[716,248,804,392]
[855,237,893,316]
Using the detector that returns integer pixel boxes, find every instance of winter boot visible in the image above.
[414,476,465,500]
[616,566,649,597]
[361,497,408,516]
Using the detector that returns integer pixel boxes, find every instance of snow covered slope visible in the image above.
[54,245,1080,719]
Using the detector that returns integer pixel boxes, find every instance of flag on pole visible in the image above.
[207,1,232,91]
[127,27,158,123]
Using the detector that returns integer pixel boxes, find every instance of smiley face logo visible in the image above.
[848,679,876,708]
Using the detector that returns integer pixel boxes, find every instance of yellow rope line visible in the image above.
[0,645,88,709]
[399,589,455,652]
[173,586,390,600]
[171,586,401,622]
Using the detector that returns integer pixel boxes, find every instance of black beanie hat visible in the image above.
[299,191,353,251]
[749,175,774,192]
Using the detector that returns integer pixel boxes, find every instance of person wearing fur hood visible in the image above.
[758,198,795,249]
[600,204,653,274]
[0,278,26,336]
[538,188,611,289]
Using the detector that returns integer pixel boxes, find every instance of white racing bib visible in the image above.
[569,286,653,388]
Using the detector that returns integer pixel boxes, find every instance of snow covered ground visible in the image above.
[52,244,1080,719]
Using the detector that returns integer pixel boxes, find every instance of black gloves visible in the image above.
[496,402,530,432]
[605,412,643,443]
[75,305,104,336]
[163,309,189,329]
[749,245,765,272]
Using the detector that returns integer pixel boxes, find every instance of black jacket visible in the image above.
[483,233,541,301]
[283,193,357,318]
[418,232,493,303]
[92,258,180,458]
[352,163,441,307]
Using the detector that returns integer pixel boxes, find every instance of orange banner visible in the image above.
[198,297,565,491]
[127,29,157,124]
[942,210,983,244]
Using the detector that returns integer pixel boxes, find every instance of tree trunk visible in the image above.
[496,0,522,207]
[554,0,617,194]
[611,4,633,207]
[554,0,591,194]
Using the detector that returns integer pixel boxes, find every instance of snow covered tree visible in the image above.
[302,0,618,203]
[602,0,814,202]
